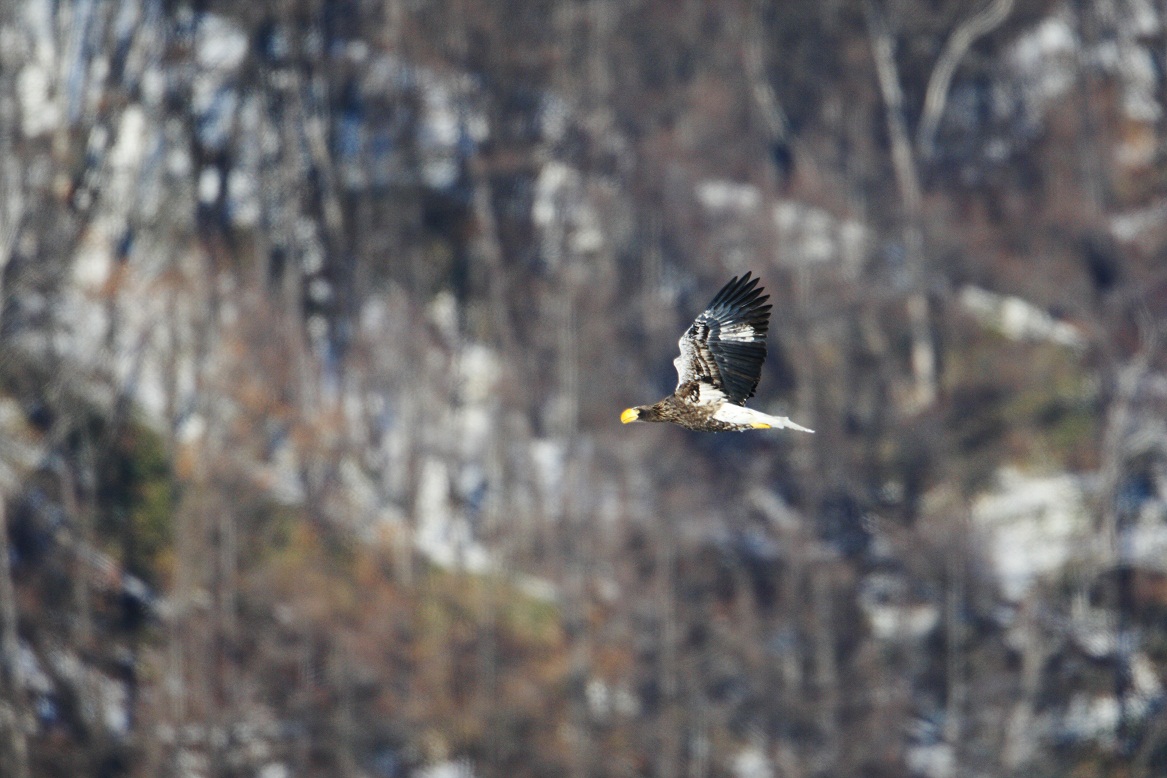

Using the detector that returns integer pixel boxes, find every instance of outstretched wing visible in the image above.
[673,272,772,405]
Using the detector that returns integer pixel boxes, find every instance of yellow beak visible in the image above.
[620,408,639,424]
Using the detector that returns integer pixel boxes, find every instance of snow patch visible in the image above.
[427,291,459,342]
[414,457,491,573]
[858,574,940,642]
[17,64,60,137]
[531,438,566,510]
[458,344,501,405]
[696,180,761,213]
[906,742,955,778]
[732,744,774,778]
[1120,522,1167,573]
[198,167,221,204]
[971,468,1092,600]
[1110,200,1167,245]
[73,224,115,288]
[196,15,249,71]
[1007,15,1077,115]
[773,200,868,277]
[586,677,639,719]
[1006,7,1162,135]
[415,759,476,778]
[960,286,1085,349]
[532,162,604,264]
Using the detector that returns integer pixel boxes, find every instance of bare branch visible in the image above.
[863,0,922,215]
[863,0,937,409]
[917,0,1015,158]
[738,6,792,148]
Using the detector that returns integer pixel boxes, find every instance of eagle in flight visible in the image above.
[621,273,814,433]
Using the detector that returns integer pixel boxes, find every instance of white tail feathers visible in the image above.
[712,404,815,433]
[770,415,815,433]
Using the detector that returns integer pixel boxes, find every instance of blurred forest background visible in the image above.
[1,0,1166,776]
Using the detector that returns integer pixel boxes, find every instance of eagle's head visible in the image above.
[620,405,660,424]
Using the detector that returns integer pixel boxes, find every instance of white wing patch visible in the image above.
[674,331,717,389]
[716,322,755,342]
[693,382,726,406]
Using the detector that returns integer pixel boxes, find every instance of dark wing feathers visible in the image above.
[673,272,772,405]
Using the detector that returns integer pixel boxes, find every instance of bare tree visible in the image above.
[863,0,1015,411]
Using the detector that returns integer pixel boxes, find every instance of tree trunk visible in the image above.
[863,1,937,411]
[0,500,30,778]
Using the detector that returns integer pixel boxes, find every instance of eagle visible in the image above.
[621,272,814,433]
